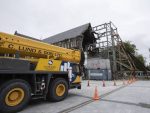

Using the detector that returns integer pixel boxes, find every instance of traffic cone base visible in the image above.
[93,96,100,100]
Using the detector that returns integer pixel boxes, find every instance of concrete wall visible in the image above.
[87,69,112,80]
[85,58,112,80]
[85,58,111,70]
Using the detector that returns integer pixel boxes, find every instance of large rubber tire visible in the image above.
[47,78,68,102]
[0,79,31,113]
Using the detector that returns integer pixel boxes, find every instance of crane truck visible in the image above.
[0,32,84,113]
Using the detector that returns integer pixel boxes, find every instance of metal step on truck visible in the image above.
[0,32,84,113]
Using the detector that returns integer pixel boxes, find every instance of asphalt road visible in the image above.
[20,80,150,113]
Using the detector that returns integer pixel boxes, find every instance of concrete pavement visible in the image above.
[20,80,150,113]
[71,81,150,113]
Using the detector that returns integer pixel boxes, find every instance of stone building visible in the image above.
[43,23,96,52]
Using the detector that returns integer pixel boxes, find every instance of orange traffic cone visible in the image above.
[131,78,133,83]
[132,78,134,82]
[133,77,135,82]
[123,79,125,85]
[114,80,116,86]
[87,80,90,87]
[93,86,100,100]
[134,77,136,82]
[102,80,106,87]
[127,79,130,84]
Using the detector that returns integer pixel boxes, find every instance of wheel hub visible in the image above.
[56,84,65,96]
[5,88,25,106]
[9,91,19,101]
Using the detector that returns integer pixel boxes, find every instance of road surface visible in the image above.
[20,80,150,113]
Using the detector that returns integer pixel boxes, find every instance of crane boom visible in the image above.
[0,32,81,64]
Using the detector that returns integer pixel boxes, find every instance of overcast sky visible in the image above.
[0,0,150,64]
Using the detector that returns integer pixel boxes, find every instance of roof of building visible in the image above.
[43,23,92,43]
[14,31,41,42]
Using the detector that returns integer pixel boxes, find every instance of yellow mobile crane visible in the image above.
[0,32,84,113]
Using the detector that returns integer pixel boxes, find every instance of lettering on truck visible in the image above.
[7,43,54,56]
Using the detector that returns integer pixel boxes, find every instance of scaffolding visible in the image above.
[92,21,136,79]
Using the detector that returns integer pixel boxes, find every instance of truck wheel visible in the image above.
[0,79,31,113]
[47,78,68,102]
